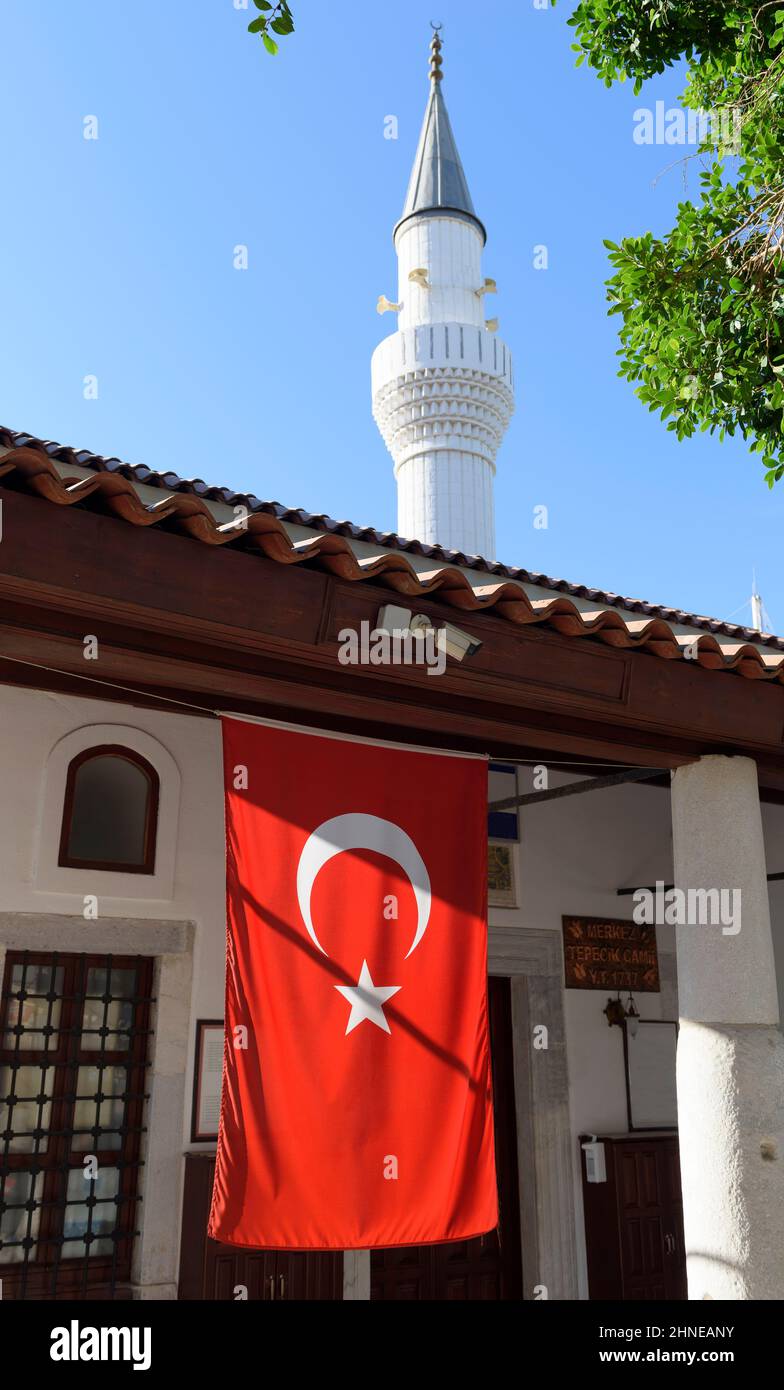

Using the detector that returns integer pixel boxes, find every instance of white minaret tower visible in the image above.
[372,27,514,560]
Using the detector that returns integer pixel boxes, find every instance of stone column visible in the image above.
[671,755,784,1300]
[343,1251,370,1301]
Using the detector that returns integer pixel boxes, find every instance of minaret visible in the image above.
[372,27,514,559]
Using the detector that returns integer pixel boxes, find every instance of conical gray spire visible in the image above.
[394,30,486,245]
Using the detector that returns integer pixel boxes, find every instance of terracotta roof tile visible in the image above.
[2,426,783,684]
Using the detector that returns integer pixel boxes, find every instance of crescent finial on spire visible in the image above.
[429,23,443,83]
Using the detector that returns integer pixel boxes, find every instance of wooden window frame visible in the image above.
[57,745,160,875]
[0,949,154,1300]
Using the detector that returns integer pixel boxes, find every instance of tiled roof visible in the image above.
[2,426,784,683]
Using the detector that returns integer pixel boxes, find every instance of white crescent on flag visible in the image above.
[296,812,432,960]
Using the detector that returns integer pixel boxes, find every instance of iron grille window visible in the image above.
[0,950,154,1299]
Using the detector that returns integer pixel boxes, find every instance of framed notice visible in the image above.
[562,915,660,992]
[488,841,518,907]
[190,1019,225,1143]
[624,1020,678,1131]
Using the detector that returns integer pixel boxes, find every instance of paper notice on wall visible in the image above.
[194,1024,225,1141]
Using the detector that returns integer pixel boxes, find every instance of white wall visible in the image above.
[0,685,228,1015]
[493,768,784,1298]
[3,682,784,1299]
[0,684,228,1288]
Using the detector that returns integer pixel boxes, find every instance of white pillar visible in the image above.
[671,755,784,1299]
[342,1251,370,1300]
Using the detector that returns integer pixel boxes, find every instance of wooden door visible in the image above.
[273,1250,345,1301]
[615,1142,669,1299]
[370,975,523,1301]
[205,1242,276,1301]
[177,1153,343,1300]
[581,1134,687,1300]
[615,1138,686,1300]
[657,1139,687,1300]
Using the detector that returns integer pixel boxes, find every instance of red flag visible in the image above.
[208,717,496,1250]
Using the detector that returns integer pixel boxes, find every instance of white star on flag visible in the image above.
[335,960,401,1035]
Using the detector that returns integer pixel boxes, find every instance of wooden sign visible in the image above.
[562,915,660,992]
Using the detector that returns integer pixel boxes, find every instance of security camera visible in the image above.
[409,613,482,662]
[375,604,482,662]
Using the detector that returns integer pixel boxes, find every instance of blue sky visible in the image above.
[2,0,781,631]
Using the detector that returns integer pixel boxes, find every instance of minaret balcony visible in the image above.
[372,321,514,395]
[372,321,514,472]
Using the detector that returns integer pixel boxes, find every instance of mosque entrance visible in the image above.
[370,975,523,1301]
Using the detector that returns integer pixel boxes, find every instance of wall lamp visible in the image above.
[603,992,640,1037]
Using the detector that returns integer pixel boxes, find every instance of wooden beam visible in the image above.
[617,873,784,895]
[489,767,667,811]
[2,488,784,778]
[0,621,689,768]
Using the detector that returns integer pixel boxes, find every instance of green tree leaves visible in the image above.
[248,0,294,56]
[567,1,784,484]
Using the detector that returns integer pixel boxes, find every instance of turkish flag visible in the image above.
[208,717,497,1250]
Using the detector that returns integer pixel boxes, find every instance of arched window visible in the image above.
[58,746,159,874]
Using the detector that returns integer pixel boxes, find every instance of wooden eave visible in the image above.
[2,488,784,792]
